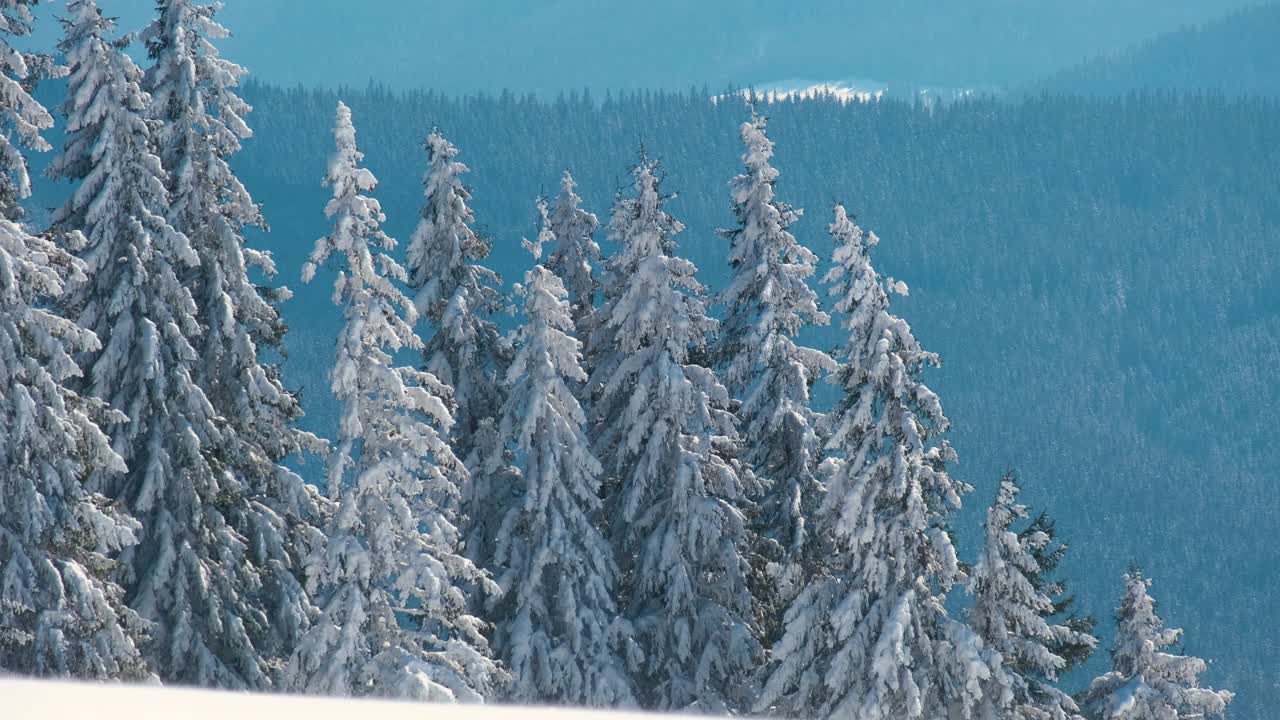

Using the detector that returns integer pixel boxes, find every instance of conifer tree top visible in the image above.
[969,472,1097,720]
[304,101,387,288]
[715,112,832,583]
[590,157,714,363]
[1083,570,1232,720]
[586,156,758,712]
[402,126,506,467]
[406,128,495,316]
[545,170,601,321]
[143,0,260,226]
[719,111,830,384]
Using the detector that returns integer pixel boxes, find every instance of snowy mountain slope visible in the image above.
[2,678,697,720]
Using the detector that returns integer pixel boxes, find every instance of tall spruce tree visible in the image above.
[48,0,274,688]
[1079,570,1232,720]
[402,129,509,564]
[488,212,633,706]
[969,472,1098,720]
[142,0,327,672]
[716,113,833,644]
[757,204,1006,720]
[583,157,759,712]
[545,171,601,326]
[285,103,501,702]
[0,0,148,680]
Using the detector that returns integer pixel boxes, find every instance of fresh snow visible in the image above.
[1,678,702,720]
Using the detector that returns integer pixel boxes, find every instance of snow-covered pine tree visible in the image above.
[0,216,153,683]
[403,129,509,565]
[1079,570,1232,720]
[48,0,276,689]
[583,157,759,713]
[0,0,56,216]
[969,472,1098,720]
[0,0,148,680]
[715,112,833,644]
[545,171,601,326]
[286,103,501,702]
[487,211,633,707]
[141,0,327,672]
[757,204,1006,720]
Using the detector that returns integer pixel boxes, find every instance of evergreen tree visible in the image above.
[0,0,56,218]
[1080,570,1232,720]
[0,0,148,680]
[969,472,1098,720]
[48,0,276,688]
[545,171,601,326]
[142,0,327,671]
[488,213,633,706]
[1022,513,1098,675]
[286,103,501,702]
[715,113,833,644]
[757,204,1006,720]
[583,157,759,712]
[402,129,509,564]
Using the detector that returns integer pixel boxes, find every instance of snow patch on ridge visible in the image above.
[714,78,886,105]
[715,77,992,106]
[754,79,886,103]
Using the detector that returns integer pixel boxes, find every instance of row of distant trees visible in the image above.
[0,1,1234,719]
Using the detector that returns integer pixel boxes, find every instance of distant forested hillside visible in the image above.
[34,84,1274,717]
[1034,3,1280,96]
[23,0,1260,92]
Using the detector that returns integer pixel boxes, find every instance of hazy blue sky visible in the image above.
[34,1,1260,92]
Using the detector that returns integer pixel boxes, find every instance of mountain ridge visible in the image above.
[1031,4,1280,96]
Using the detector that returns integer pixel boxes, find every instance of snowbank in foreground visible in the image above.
[1,678,695,720]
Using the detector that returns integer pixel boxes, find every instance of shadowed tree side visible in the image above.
[488,209,634,706]
[49,0,276,688]
[142,0,328,676]
[0,0,148,681]
[584,157,759,713]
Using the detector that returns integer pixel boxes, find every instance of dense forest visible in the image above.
[4,0,1274,718]
[211,83,1276,718]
